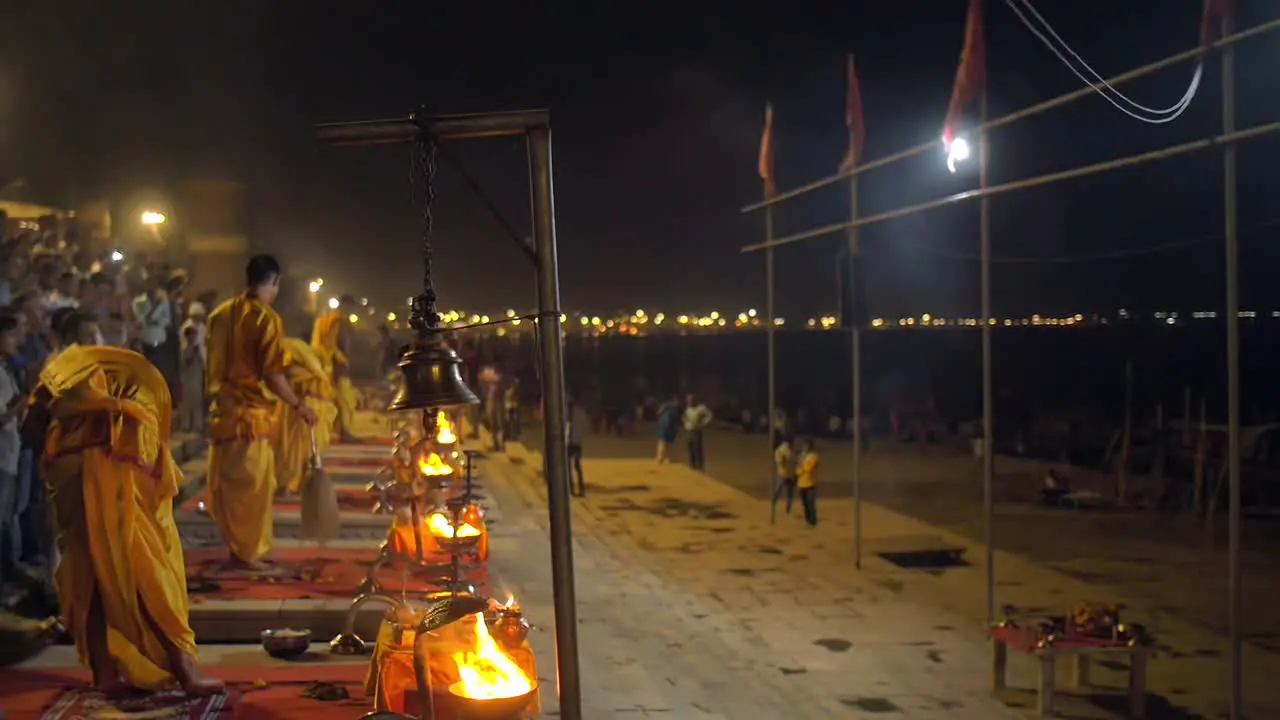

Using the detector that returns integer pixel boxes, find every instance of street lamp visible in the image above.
[308,280,322,293]
[140,211,167,225]
[945,136,971,174]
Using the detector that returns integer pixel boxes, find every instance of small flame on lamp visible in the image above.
[417,452,454,477]
[427,512,481,538]
[435,410,457,445]
[452,612,534,700]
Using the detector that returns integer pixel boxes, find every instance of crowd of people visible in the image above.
[0,226,216,600]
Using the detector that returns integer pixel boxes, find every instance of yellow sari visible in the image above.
[275,338,338,493]
[311,309,357,435]
[206,294,286,563]
[38,346,196,690]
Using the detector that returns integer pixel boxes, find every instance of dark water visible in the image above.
[480,323,1280,432]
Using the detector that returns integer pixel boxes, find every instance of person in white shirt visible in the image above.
[180,301,208,363]
[772,435,796,515]
[36,264,78,313]
[131,277,172,361]
[683,394,712,470]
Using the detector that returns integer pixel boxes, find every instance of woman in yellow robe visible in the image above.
[311,299,359,441]
[274,338,338,495]
[24,345,223,693]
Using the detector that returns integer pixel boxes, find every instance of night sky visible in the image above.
[4,0,1278,317]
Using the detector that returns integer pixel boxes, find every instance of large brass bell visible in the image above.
[388,335,479,412]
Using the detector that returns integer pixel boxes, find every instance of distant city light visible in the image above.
[109,250,124,263]
[348,313,360,323]
[308,280,321,293]
[140,210,166,225]
[328,297,340,310]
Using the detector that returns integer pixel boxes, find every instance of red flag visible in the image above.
[942,0,986,145]
[839,55,867,173]
[758,102,777,198]
[1201,0,1233,46]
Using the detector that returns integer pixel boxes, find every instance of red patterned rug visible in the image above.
[180,486,378,514]
[0,665,367,720]
[184,547,488,600]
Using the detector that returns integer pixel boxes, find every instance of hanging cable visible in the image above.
[1005,0,1201,124]
[1012,0,1198,116]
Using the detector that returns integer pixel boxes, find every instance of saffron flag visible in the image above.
[1201,0,1233,46]
[758,102,777,198]
[942,0,986,145]
[838,54,867,173]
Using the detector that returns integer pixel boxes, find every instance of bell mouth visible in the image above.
[388,335,480,412]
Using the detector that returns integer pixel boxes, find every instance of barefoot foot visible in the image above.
[174,651,224,694]
[224,556,273,572]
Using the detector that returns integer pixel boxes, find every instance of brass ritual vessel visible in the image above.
[359,411,481,598]
[352,594,537,720]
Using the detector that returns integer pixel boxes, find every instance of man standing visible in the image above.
[132,275,171,370]
[206,255,316,570]
[565,399,589,497]
[683,394,712,470]
[311,295,358,442]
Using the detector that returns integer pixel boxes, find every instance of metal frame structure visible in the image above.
[315,110,583,720]
[740,18,1280,718]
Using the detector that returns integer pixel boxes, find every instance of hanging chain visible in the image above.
[408,120,439,337]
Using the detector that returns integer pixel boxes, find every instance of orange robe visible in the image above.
[38,346,197,689]
[205,294,286,563]
[274,338,337,494]
[311,309,357,435]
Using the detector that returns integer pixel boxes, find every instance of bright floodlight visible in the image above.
[945,136,971,174]
[328,297,340,310]
[307,280,321,293]
[109,250,125,262]
[140,211,166,225]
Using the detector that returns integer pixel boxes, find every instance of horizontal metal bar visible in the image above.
[739,15,1280,215]
[315,109,550,146]
[741,119,1280,254]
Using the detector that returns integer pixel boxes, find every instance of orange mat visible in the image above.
[180,486,378,514]
[0,664,368,720]
[184,547,489,601]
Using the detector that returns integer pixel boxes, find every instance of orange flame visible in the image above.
[435,410,457,445]
[427,512,481,538]
[417,452,453,477]
[452,612,533,700]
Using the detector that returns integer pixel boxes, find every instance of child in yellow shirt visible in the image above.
[796,438,819,526]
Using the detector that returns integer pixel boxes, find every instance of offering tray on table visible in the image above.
[989,604,1150,718]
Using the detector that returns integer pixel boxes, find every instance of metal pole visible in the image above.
[527,126,582,720]
[766,206,778,523]
[849,175,863,570]
[979,90,995,624]
[315,109,551,146]
[741,118,1280,254]
[1222,28,1243,720]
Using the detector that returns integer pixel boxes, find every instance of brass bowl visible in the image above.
[435,534,482,554]
[261,628,312,658]
[447,682,537,720]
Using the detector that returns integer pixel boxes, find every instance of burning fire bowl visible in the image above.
[435,534,482,554]
[447,683,538,720]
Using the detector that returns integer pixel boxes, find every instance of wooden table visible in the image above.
[989,625,1148,717]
